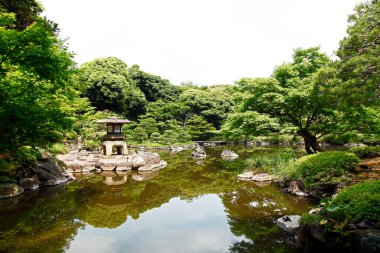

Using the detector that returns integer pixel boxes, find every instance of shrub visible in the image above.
[15,146,41,166]
[287,151,360,188]
[351,146,380,158]
[160,130,177,144]
[324,180,380,226]
[300,213,323,228]
[150,132,161,143]
[83,140,100,151]
[48,143,70,154]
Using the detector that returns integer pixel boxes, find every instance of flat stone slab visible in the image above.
[238,171,255,179]
[276,215,301,233]
[251,173,275,182]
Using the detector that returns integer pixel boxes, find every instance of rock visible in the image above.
[192,143,206,158]
[221,150,239,158]
[32,158,68,185]
[182,144,193,149]
[310,223,326,242]
[353,229,380,253]
[238,171,255,179]
[251,173,275,182]
[100,162,117,171]
[356,219,378,230]
[309,207,323,215]
[19,177,40,190]
[131,155,146,169]
[276,215,301,233]
[285,180,310,197]
[169,144,183,151]
[0,184,24,199]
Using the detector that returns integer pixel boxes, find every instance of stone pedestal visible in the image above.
[102,140,128,156]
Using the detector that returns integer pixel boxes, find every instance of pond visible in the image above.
[0,146,314,253]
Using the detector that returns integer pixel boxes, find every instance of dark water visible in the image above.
[0,146,314,253]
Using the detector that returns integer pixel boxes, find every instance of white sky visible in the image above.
[39,0,364,86]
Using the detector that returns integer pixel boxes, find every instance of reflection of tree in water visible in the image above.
[0,146,313,253]
[0,186,85,253]
[221,183,310,253]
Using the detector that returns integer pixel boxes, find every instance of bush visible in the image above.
[15,146,41,166]
[324,180,380,226]
[351,146,380,158]
[300,213,323,228]
[287,151,360,188]
[322,132,364,145]
[48,143,70,154]
[150,132,161,143]
[83,140,100,151]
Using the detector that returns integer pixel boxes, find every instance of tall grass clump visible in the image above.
[245,148,304,177]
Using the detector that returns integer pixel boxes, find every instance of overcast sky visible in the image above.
[39,0,364,85]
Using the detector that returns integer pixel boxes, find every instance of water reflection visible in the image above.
[0,146,313,253]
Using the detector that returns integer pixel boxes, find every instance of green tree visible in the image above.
[78,57,147,118]
[150,132,161,143]
[160,130,177,144]
[0,3,78,153]
[129,64,179,102]
[185,115,216,140]
[223,47,356,154]
[132,127,148,143]
[138,117,160,135]
[179,85,234,129]
[336,0,380,106]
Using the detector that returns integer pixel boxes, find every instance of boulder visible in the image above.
[169,144,183,151]
[131,155,146,169]
[221,150,239,158]
[251,173,275,182]
[276,215,301,233]
[353,229,380,253]
[285,180,310,197]
[32,158,68,185]
[0,184,24,199]
[192,143,206,158]
[237,171,255,179]
[19,176,40,190]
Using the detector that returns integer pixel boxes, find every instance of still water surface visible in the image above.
[0,146,313,253]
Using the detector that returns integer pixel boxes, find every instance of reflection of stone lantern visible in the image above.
[96,116,131,156]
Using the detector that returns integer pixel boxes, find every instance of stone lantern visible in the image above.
[96,116,131,156]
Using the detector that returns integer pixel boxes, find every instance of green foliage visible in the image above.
[160,130,177,144]
[138,117,160,135]
[78,57,147,118]
[185,115,216,140]
[179,85,234,129]
[336,0,380,106]
[132,127,148,143]
[245,148,303,177]
[322,132,364,145]
[324,180,380,226]
[0,159,11,173]
[83,140,100,151]
[351,146,380,158]
[286,151,360,188]
[300,213,323,228]
[150,132,161,143]
[129,64,179,102]
[14,146,41,166]
[48,143,69,154]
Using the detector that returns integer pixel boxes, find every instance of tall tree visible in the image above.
[0,2,77,152]
[336,0,380,106]
[78,57,147,119]
[129,64,179,102]
[223,47,355,153]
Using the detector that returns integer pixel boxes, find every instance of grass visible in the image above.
[351,146,380,158]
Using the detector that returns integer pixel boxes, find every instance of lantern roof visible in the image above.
[96,116,132,124]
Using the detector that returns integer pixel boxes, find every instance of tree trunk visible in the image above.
[300,131,321,154]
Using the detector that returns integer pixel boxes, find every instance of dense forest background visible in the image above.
[0,0,379,174]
